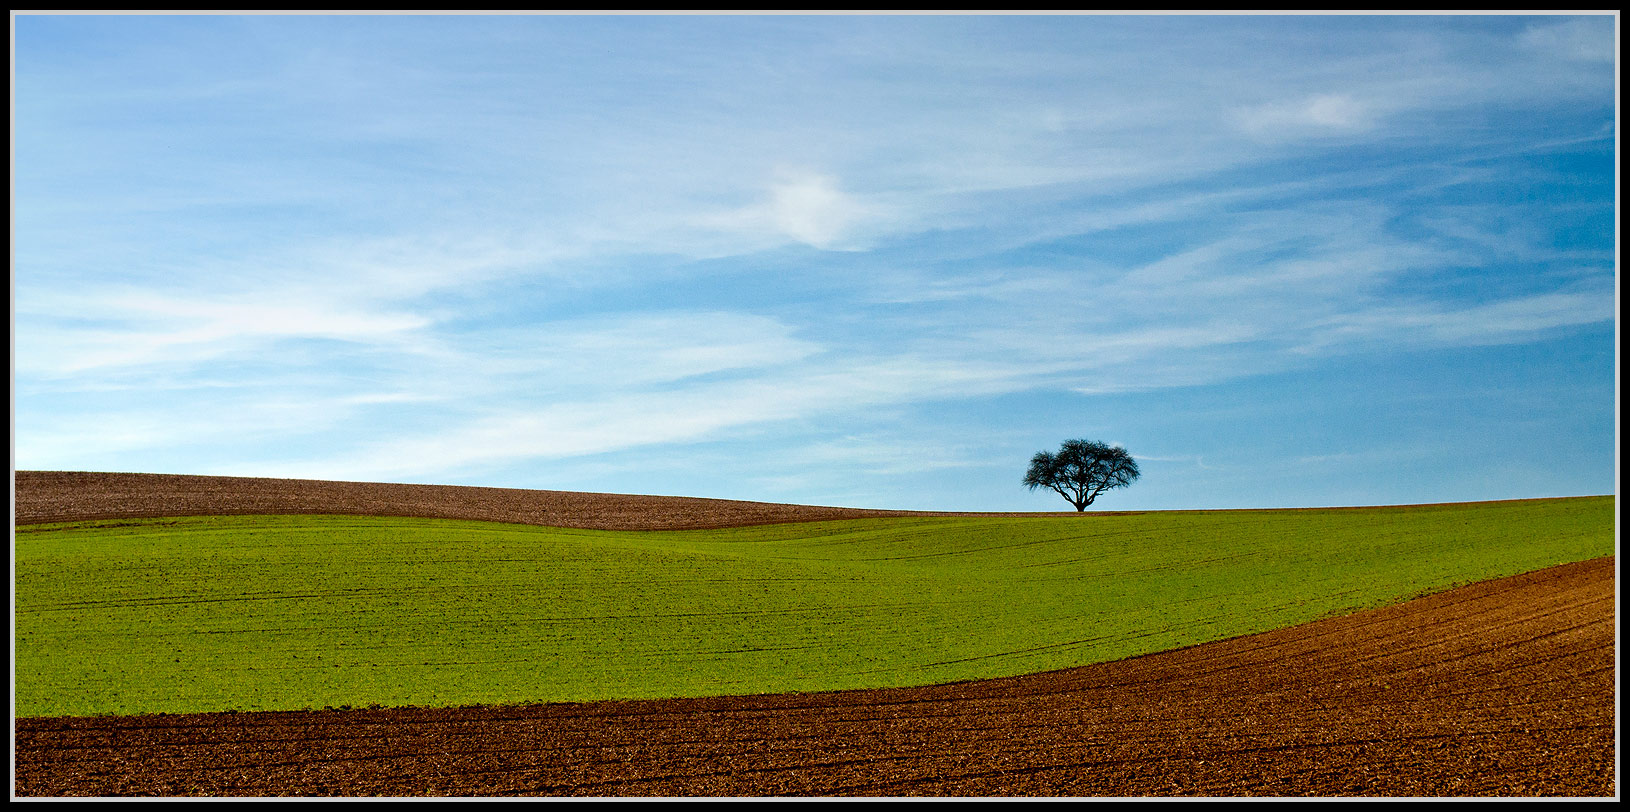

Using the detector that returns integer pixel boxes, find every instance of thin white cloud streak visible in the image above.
[252,355,1032,482]
[14,389,385,471]
[457,312,827,392]
[1520,17,1617,64]
[1299,289,1617,353]
[13,227,572,381]
[13,309,836,475]
[15,291,432,377]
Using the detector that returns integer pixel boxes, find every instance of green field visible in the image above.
[13,496,1615,717]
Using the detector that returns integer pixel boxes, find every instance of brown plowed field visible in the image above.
[11,472,1619,797]
[13,470,1014,530]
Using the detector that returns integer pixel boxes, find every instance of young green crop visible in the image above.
[13,496,1614,717]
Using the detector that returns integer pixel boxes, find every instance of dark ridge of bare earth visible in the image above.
[13,470,1048,531]
[14,556,1616,798]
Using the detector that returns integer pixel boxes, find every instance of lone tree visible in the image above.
[1024,439,1141,512]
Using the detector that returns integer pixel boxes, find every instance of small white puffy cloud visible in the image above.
[1233,93,1377,139]
[699,169,884,251]
[767,171,867,248]
[1299,94,1370,129]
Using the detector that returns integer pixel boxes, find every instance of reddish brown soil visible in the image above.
[13,470,1036,530]
[11,472,1619,797]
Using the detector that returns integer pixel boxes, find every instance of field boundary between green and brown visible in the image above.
[14,470,991,531]
[12,470,1600,531]
[14,555,1615,797]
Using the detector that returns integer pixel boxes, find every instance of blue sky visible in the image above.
[11,13,1619,511]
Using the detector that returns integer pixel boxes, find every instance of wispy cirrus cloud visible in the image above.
[1299,288,1617,353]
[248,352,1030,482]
[1521,17,1617,63]
[15,291,432,377]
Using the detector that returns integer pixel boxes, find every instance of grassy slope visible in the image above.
[13,496,1615,717]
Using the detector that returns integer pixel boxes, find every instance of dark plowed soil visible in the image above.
[13,470,1027,530]
[11,472,1618,797]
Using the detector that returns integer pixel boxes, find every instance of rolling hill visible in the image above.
[11,472,1617,797]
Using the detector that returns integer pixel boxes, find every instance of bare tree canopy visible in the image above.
[1023,439,1141,512]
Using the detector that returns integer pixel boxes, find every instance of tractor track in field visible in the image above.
[11,472,1619,797]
